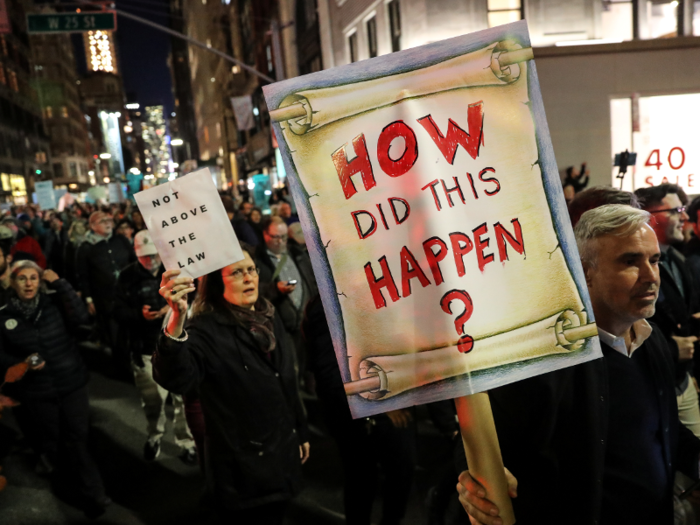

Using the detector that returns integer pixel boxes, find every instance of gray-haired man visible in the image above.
[458,205,700,525]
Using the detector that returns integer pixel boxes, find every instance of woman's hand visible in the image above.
[457,468,518,525]
[159,270,195,338]
[299,442,310,464]
[42,270,59,283]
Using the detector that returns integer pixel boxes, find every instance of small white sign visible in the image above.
[35,180,56,210]
[134,168,245,279]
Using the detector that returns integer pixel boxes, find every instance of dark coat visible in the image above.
[0,279,89,401]
[153,309,309,510]
[255,243,317,334]
[649,246,700,387]
[469,325,700,525]
[43,228,67,276]
[114,262,166,356]
[76,232,135,312]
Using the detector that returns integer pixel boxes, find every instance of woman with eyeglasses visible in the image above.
[153,243,310,525]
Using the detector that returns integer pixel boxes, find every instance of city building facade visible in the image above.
[317,0,700,194]
[0,0,51,204]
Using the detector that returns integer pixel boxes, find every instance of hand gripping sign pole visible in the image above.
[265,22,602,525]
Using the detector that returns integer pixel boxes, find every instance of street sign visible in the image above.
[26,12,116,34]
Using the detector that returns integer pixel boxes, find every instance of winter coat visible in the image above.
[0,279,89,401]
[76,231,135,312]
[255,243,317,334]
[114,262,166,355]
[153,309,309,510]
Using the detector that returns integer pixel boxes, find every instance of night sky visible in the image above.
[113,0,175,113]
[66,0,175,113]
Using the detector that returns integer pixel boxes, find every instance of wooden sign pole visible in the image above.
[455,393,515,525]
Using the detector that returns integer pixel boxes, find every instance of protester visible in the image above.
[43,214,66,276]
[248,206,264,245]
[2,216,47,269]
[0,261,110,517]
[256,216,317,380]
[64,220,87,290]
[278,202,299,225]
[562,162,590,202]
[568,185,640,227]
[76,211,135,377]
[115,219,135,244]
[0,233,13,306]
[226,197,258,247]
[634,184,700,438]
[458,204,700,525]
[114,231,197,465]
[685,195,700,280]
[303,294,416,525]
[153,244,310,525]
[131,209,146,233]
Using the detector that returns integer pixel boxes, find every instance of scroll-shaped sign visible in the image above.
[264,21,602,418]
[35,180,56,211]
[134,168,244,279]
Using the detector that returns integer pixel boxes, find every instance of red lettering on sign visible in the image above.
[332,134,376,200]
[417,101,484,164]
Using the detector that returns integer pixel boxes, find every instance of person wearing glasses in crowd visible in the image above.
[114,230,197,465]
[256,216,317,385]
[635,184,700,438]
[152,243,310,525]
[76,211,135,378]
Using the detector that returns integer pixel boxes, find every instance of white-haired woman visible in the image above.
[0,261,109,517]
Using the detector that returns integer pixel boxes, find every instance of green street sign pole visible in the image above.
[26,12,116,34]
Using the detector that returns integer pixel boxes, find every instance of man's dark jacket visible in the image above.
[43,228,67,276]
[0,279,90,401]
[76,232,135,312]
[650,246,700,386]
[255,242,317,334]
[153,309,309,510]
[472,325,700,525]
[114,262,166,357]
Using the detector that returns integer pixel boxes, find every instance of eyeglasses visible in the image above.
[267,234,288,241]
[649,206,686,216]
[228,266,259,281]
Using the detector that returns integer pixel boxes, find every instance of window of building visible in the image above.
[8,70,18,92]
[366,16,378,58]
[304,0,317,29]
[61,106,68,118]
[266,44,273,74]
[647,1,679,38]
[53,163,64,179]
[487,0,522,28]
[45,106,53,119]
[69,162,78,178]
[601,0,633,42]
[695,1,700,35]
[348,31,358,63]
[388,0,401,52]
[216,122,222,138]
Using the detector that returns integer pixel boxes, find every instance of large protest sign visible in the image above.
[134,168,244,279]
[34,180,57,210]
[264,21,601,419]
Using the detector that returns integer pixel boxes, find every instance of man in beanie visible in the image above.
[114,230,197,464]
[76,211,135,376]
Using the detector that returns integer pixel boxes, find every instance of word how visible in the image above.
[332,102,485,200]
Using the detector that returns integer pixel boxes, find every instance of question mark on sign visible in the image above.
[440,289,475,354]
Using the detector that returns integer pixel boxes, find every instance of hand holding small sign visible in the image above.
[159,269,195,339]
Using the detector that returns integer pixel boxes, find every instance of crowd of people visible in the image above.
[2,180,700,524]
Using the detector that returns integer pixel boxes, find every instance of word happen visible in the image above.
[364,219,525,309]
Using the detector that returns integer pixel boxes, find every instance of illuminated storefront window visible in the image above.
[611,92,700,194]
[601,0,633,41]
[487,0,522,28]
[2,173,27,204]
